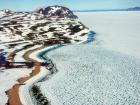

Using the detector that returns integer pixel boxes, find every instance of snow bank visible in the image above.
[14,45,42,62]
[19,67,50,105]
[29,46,56,62]
[0,68,32,105]
[19,46,51,105]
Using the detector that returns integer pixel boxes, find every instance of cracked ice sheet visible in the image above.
[37,44,140,105]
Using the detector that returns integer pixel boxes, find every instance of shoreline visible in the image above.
[6,45,44,105]
[7,64,41,105]
[18,46,52,105]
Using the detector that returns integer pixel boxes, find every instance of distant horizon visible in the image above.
[0,6,140,12]
[0,0,140,11]
[73,7,140,12]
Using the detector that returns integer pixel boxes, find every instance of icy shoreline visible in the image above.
[34,11,140,105]
[37,44,140,105]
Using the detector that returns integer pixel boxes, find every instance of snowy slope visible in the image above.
[0,12,90,45]
[0,9,13,18]
[35,5,78,19]
[0,6,91,105]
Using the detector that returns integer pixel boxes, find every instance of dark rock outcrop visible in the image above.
[127,7,140,11]
[35,5,78,19]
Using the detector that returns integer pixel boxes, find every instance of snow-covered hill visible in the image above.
[0,9,13,18]
[0,6,78,20]
[0,9,13,15]
[0,6,90,45]
[36,12,140,105]
[35,5,78,19]
[0,6,91,105]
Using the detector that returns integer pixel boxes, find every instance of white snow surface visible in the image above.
[0,32,23,43]
[0,11,6,18]
[19,67,50,105]
[0,68,32,105]
[14,45,42,62]
[18,46,51,105]
[37,11,140,105]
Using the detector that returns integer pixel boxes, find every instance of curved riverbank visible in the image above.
[6,44,69,105]
[7,64,41,105]
[28,45,63,105]
[6,45,48,105]
[18,45,61,105]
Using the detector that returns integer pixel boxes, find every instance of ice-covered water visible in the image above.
[37,11,140,105]
[37,44,140,105]
[76,11,140,58]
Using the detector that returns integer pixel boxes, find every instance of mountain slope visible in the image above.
[0,6,91,45]
[35,5,78,19]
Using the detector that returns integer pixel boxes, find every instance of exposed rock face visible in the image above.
[0,6,78,20]
[1,9,12,14]
[35,5,78,19]
[127,7,140,11]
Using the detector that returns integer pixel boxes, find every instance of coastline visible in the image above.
[6,45,50,105]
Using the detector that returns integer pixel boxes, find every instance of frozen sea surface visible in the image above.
[76,11,140,58]
[38,44,140,105]
[36,11,140,105]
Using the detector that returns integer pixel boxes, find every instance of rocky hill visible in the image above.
[127,7,140,11]
[35,5,78,19]
[0,6,90,45]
